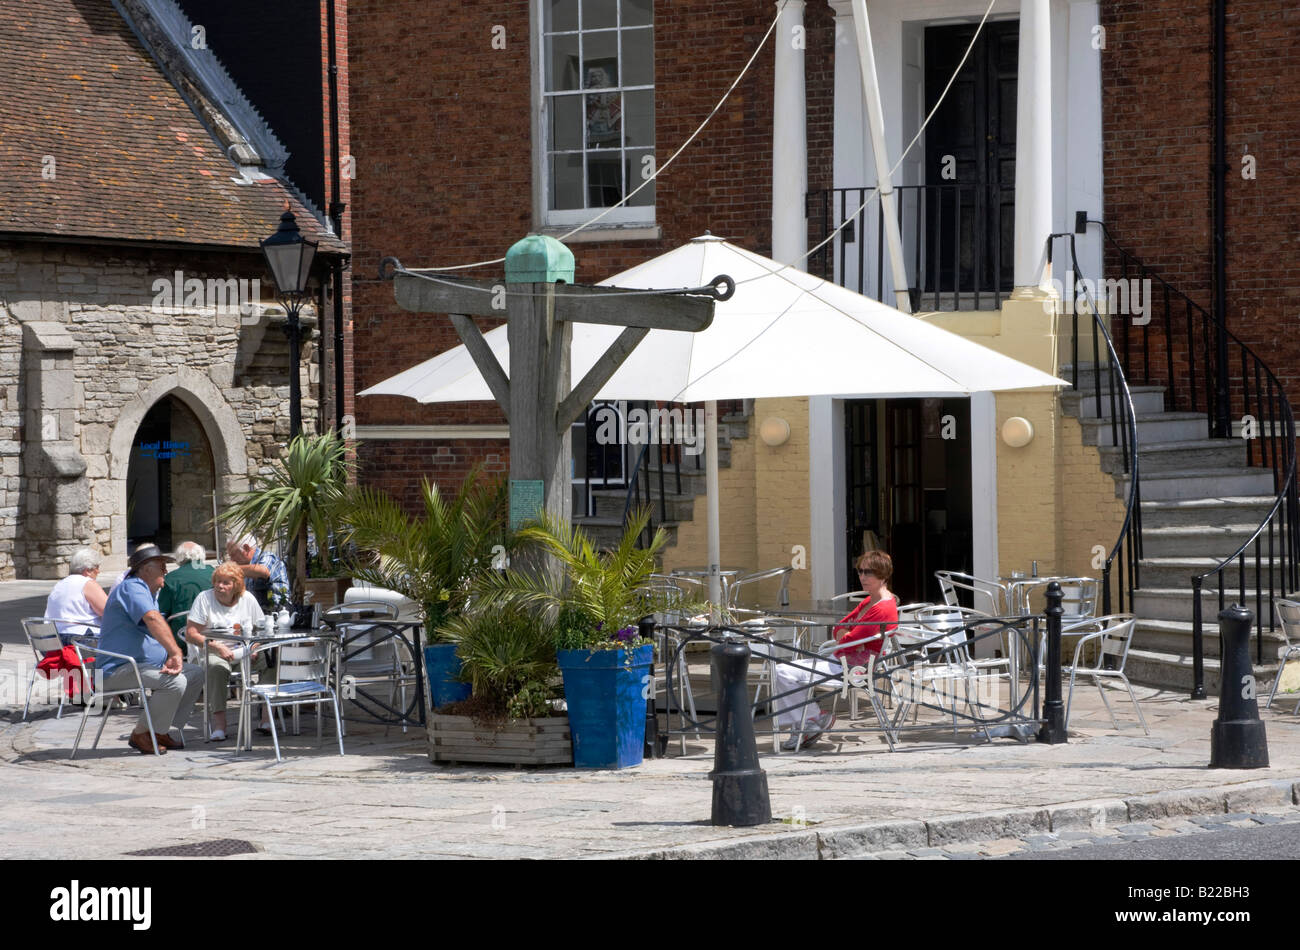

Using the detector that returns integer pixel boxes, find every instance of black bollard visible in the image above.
[640,616,660,759]
[1037,581,1068,744]
[1209,604,1269,768]
[709,636,771,826]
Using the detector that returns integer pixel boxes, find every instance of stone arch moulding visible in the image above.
[107,369,248,564]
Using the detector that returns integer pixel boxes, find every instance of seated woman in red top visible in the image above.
[831,550,899,669]
[771,550,898,750]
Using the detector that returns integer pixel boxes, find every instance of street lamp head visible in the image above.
[261,209,319,298]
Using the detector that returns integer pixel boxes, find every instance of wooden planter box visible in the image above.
[302,576,351,607]
[426,713,573,767]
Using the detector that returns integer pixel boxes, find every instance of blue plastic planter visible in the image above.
[424,643,471,709]
[557,643,652,769]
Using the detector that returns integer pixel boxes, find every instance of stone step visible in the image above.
[1130,586,1283,623]
[573,515,679,551]
[1140,495,1277,529]
[1133,617,1289,659]
[1125,648,1287,695]
[1081,411,1208,447]
[591,486,696,523]
[1138,556,1291,590]
[1141,523,1271,558]
[1097,439,1248,475]
[1061,384,1166,419]
[1117,468,1276,501]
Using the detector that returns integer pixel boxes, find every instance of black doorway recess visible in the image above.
[924,20,1018,296]
[844,398,973,604]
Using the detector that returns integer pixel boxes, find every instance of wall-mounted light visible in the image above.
[1001,416,1035,448]
[758,417,791,447]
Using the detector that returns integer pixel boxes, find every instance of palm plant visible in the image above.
[335,471,511,638]
[439,602,559,720]
[221,431,348,599]
[488,508,687,650]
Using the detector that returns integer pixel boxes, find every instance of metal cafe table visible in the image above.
[320,610,427,729]
[203,626,341,753]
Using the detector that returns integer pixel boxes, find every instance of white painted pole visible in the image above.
[706,400,723,618]
[849,0,912,314]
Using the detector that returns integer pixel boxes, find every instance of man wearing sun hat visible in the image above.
[97,544,204,755]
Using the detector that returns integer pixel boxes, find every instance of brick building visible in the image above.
[349,1,1299,689]
[0,0,348,577]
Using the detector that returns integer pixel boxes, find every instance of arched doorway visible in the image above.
[125,396,217,553]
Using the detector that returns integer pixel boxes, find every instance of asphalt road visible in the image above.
[1005,817,1300,859]
[1,594,58,648]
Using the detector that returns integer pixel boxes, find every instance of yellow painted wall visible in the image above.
[660,397,812,605]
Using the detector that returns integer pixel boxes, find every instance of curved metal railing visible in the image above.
[1091,221,1299,696]
[1047,233,1144,618]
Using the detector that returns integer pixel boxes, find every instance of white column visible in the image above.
[1013,0,1054,292]
[772,0,807,267]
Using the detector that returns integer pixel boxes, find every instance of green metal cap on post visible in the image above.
[504,234,575,284]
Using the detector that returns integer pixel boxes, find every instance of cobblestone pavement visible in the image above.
[841,807,1300,859]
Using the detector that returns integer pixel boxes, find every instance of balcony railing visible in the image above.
[807,183,1013,311]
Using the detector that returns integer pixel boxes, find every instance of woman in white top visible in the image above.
[44,547,107,639]
[185,561,269,741]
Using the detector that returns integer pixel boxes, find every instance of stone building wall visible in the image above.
[0,240,322,579]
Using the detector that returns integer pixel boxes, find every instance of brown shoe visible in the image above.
[128,732,165,755]
[154,732,184,751]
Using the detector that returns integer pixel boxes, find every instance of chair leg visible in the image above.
[22,671,36,721]
[92,700,114,750]
[70,700,93,759]
[268,704,283,762]
[1266,653,1289,709]
[332,694,345,756]
[1094,676,1120,730]
[1120,674,1150,735]
[1064,666,1080,730]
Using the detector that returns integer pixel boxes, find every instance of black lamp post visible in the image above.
[261,209,318,440]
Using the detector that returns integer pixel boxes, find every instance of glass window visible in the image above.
[540,0,653,225]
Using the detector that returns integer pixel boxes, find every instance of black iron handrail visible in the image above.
[807,183,1013,311]
[1091,220,1299,697]
[1047,233,1143,618]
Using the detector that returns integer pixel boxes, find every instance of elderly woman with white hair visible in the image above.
[157,541,214,655]
[44,547,107,639]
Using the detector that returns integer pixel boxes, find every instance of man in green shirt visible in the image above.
[157,541,214,654]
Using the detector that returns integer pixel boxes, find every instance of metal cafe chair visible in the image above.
[21,617,99,721]
[1267,599,1300,711]
[935,571,1010,617]
[68,644,162,758]
[242,635,345,762]
[1061,614,1149,735]
[727,566,794,609]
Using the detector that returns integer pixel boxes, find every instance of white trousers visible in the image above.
[769,657,840,729]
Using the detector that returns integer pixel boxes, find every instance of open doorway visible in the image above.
[844,397,973,603]
[126,397,217,554]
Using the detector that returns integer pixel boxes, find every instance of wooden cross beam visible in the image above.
[390,265,722,527]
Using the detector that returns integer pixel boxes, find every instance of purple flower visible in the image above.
[614,625,637,642]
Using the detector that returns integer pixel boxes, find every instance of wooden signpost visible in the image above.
[386,235,726,528]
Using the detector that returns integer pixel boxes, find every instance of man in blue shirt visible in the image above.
[227,534,290,610]
[98,545,204,754]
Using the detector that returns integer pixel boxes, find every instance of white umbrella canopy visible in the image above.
[360,234,1065,404]
[361,235,1064,608]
